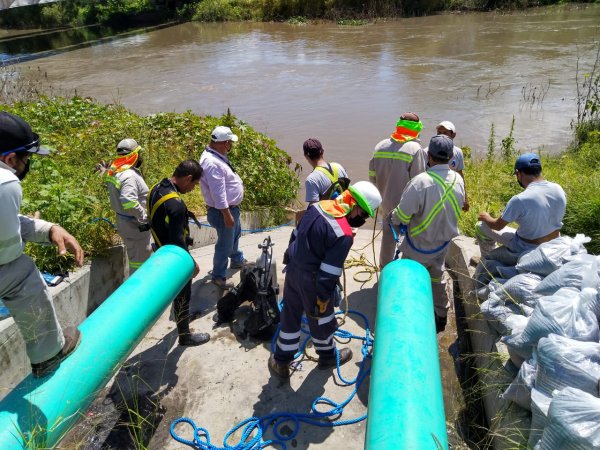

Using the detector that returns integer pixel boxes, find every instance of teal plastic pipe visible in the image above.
[365,259,448,450]
[0,245,194,449]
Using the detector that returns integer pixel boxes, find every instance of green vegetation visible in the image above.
[2,97,299,272]
[1,0,598,28]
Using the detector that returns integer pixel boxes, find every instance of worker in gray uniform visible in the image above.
[390,135,465,333]
[102,138,152,274]
[0,111,82,377]
[369,112,427,269]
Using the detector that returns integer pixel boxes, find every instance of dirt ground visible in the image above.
[64,226,469,449]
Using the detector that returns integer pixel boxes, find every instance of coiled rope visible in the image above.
[170,309,373,450]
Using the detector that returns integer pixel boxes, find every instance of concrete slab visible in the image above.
[63,226,468,449]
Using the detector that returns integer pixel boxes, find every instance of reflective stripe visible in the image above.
[122,200,139,210]
[104,175,122,189]
[394,206,411,223]
[129,261,143,268]
[410,172,460,237]
[318,313,336,325]
[431,276,442,282]
[277,341,300,352]
[368,170,376,177]
[373,151,413,163]
[312,336,333,345]
[313,343,335,350]
[319,262,342,276]
[279,330,301,340]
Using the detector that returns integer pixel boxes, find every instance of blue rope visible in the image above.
[89,217,117,229]
[388,223,449,255]
[170,308,373,450]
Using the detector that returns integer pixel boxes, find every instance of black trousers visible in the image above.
[174,281,192,337]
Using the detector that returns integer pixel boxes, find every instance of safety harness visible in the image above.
[314,163,350,200]
[147,182,188,248]
[393,170,461,255]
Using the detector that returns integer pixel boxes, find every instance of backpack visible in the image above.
[314,163,350,200]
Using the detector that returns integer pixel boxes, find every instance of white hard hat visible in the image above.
[348,181,382,218]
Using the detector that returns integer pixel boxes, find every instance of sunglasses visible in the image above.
[0,138,41,156]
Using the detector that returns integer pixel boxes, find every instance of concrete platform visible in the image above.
[59,225,468,449]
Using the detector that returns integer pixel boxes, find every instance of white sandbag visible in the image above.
[502,355,537,411]
[520,287,599,350]
[502,331,530,367]
[536,334,600,397]
[538,387,600,450]
[516,234,591,276]
[497,273,544,308]
[480,292,529,336]
[535,254,600,296]
[474,258,510,287]
[529,388,553,448]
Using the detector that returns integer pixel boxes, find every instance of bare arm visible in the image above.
[478,212,507,231]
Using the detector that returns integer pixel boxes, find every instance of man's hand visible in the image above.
[95,160,110,176]
[221,208,235,228]
[192,260,200,278]
[49,225,84,267]
[478,212,493,223]
[462,198,470,212]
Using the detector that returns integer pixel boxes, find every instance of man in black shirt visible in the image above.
[148,160,209,346]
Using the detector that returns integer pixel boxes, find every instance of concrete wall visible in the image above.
[0,211,285,395]
[446,236,531,450]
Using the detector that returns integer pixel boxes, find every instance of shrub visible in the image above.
[3,97,299,271]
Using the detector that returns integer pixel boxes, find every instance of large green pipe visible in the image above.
[0,245,194,449]
[365,259,448,450]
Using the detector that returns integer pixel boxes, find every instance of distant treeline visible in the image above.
[0,0,597,28]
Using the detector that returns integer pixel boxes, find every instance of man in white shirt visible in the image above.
[477,153,567,263]
[199,126,246,290]
[0,112,83,377]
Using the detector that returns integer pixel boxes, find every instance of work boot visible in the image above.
[230,258,248,269]
[31,326,82,378]
[179,332,210,346]
[268,354,290,380]
[435,314,447,334]
[211,278,233,290]
[318,348,353,370]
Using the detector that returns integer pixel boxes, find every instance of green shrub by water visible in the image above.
[3,97,299,272]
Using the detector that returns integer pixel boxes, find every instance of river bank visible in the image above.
[0,0,594,29]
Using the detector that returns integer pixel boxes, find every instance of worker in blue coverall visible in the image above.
[269,181,382,380]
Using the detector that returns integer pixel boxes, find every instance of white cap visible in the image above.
[116,138,140,155]
[211,126,238,142]
[348,181,382,218]
[437,121,456,133]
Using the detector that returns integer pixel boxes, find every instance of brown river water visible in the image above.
[13,4,600,181]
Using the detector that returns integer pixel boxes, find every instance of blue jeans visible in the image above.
[207,206,244,280]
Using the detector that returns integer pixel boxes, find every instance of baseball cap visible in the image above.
[211,126,238,142]
[303,138,323,157]
[116,138,141,155]
[0,112,50,156]
[514,153,542,173]
[428,135,454,161]
[437,121,456,133]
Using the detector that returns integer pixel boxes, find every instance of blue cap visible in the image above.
[514,153,542,173]
[428,134,454,161]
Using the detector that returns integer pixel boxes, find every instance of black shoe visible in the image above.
[268,354,290,380]
[435,314,447,334]
[31,326,82,378]
[179,332,210,346]
[318,348,353,369]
